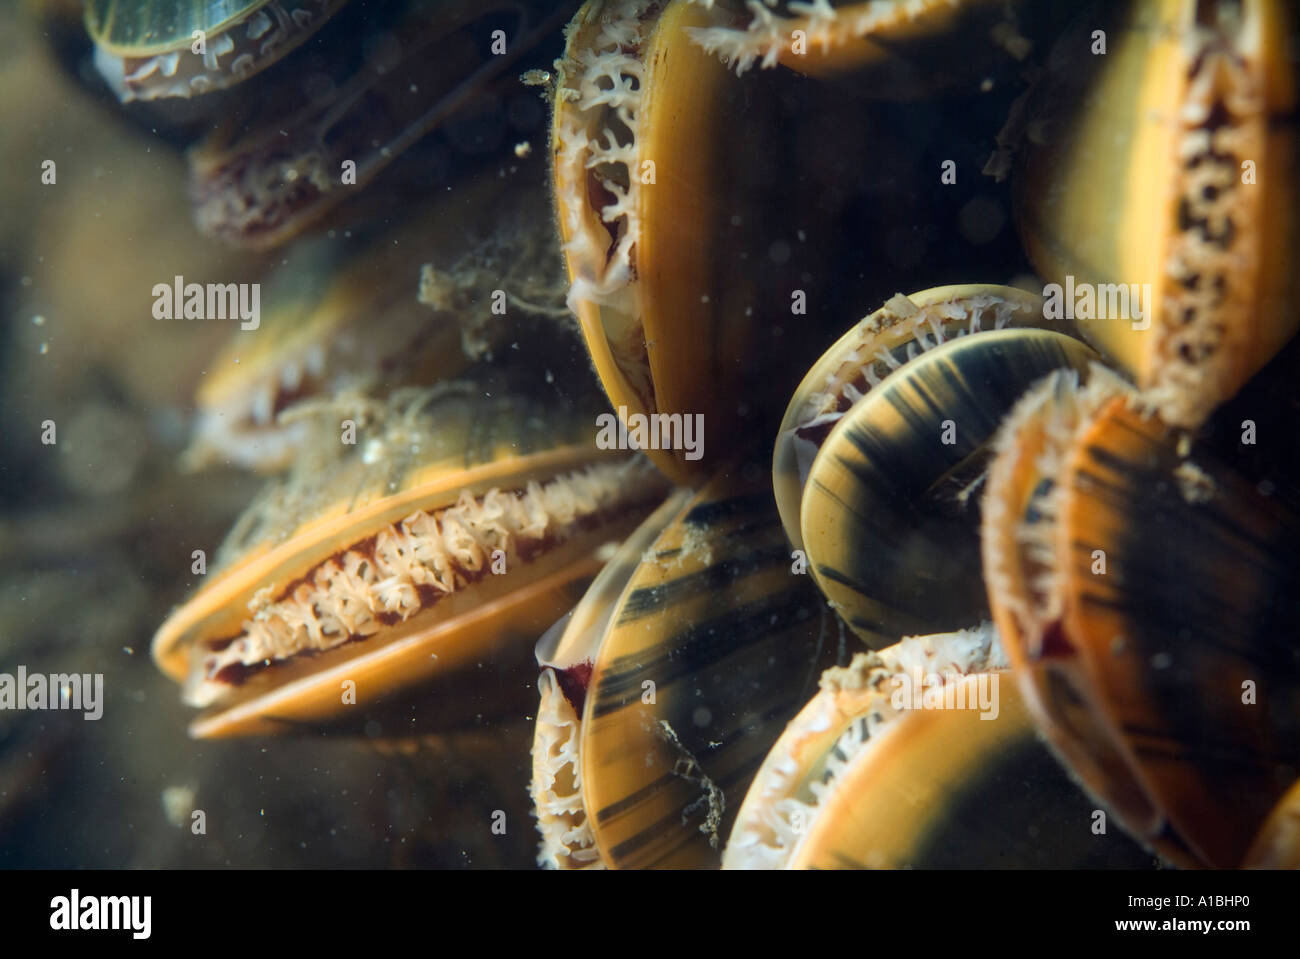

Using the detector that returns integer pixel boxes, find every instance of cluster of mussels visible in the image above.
[81,0,1300,868]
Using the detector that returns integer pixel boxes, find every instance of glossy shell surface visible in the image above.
[532,468,836,868]
[155,384,669,737]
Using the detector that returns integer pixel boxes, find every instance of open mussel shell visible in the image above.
[153,380,671,738]
[552,0,887,482]
[724,625,1151,868]
[795,293,1098,648]
[85,0,346,102]
[1013,0,1300,428]
[531,469,838,868]
[977,365,1167,856]
[183,164,568,472]
[982,350,1300,867]
[786,675,1152,869]
[723,623,1004,868]
[774,284,1049,549]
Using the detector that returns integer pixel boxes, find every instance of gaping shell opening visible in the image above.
[723,623,1007,869]
[184,166,571,472]
[1147,0,1276,423]
[1015,0,1299,428]
[184,457,664,708]
[553,0,662,414]
[532,668,603,869]
[979,365,1195,863]
[981,364,1136,654]
[792,289,1044,455]
[152,381,678,737]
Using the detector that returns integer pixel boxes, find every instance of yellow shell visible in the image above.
[531,468,837,868]
[552,0,762,482]
[785,675,1151,869]
[154,383,670,737]
[982,352,1300,867]
[1015,0,1300,427]
[552,0,887,482]
[723,625,1151,868]
[723,624,1006,868]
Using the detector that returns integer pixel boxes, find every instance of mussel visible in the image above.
[153,380,670,737]
[531,468,837,867]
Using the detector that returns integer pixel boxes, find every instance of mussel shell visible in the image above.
[154,382,670,737]
[1013,0,1300,427]
[799,321,1098,647]
[774,284,1049,550]
[723,624,1151,868]
[983,345,1300,866]
[532,468,838,868]
[786,677,1153,869]
[978,365,1179,857]
[723,624,1007,869]
[552,0,893,482]
[531,488,695,869]
[1060,405,1300,867]
[183,164,567,472]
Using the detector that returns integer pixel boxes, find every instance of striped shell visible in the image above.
[786,287,1099,646]
[981,342,1300,867]
[530,468,837,868]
